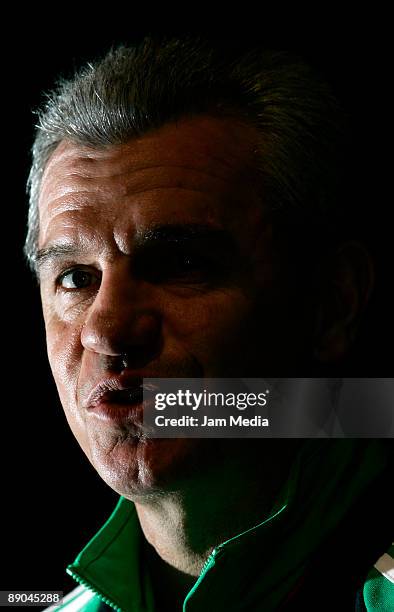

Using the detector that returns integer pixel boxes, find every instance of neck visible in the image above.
[134,440,301,603]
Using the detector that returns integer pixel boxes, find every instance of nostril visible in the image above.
[121,354,129,370]
[105,342,163,372]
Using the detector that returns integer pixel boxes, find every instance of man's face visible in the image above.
[38,116,310,498]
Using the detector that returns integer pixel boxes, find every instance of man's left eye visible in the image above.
[175,254,203,271]
[58,269,98,290]
[164,252,211,281]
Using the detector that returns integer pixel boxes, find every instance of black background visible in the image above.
[1,20,392,602]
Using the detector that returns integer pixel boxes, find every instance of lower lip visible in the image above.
[87,401,145,424]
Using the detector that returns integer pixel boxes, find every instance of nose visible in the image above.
[81,269,162,363]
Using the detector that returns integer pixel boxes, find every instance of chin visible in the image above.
[89,434,202,500]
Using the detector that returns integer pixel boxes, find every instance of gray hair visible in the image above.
[25,37,347,271]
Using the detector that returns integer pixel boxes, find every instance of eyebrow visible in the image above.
[35,223,239,273]
[136,224,238,252]
[36,243,85,268]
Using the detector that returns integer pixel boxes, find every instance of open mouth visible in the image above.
[101,383,158,406]
[85,380,158,426]
[107,386,144,405]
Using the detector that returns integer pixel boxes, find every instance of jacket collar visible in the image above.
[67,497,154,611]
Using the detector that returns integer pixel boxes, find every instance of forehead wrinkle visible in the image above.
[47,161,240,197]
[38,169,102,218]
[41,195,97,218]
[39,203,103,246]
[42,184,225,226]
[40,157,241,222]
[57,161,236,183]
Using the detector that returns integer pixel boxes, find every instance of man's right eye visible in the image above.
[57,269,99,290]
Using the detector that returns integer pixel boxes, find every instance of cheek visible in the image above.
[43,309,91,456]
[45,316,82,397]
[163,289,256,374]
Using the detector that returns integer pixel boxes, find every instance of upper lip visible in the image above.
[83,375,158,410]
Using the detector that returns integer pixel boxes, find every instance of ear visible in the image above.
[314,242,374,362]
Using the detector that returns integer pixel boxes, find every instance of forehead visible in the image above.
[38,115,264,251]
